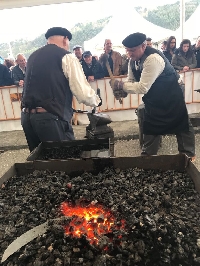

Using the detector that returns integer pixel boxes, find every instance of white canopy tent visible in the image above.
[175,4,200,45]
[0,0,97,44]
[84,7,175,54]
[0,0,92,10]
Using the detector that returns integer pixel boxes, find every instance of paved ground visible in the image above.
[1,120,200,178]
[0,121,138,151]
[0,121,139,177]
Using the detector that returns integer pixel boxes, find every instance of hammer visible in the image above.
[101,54,123,104]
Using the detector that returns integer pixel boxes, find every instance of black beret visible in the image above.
[122,32,146,48]
[45,27,72,41]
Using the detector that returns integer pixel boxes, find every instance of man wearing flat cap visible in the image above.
[82,51,104,82]
[73,45,83,63]
[109,32,195,160]
[21,26,101,152]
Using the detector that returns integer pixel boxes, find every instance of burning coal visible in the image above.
[61,202,125,245]
[1,166,200,265]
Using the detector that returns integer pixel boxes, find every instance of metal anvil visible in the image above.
[86,112,114,139]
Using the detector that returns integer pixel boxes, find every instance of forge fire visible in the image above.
[61,202,125,245]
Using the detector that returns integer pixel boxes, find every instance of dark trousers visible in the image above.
[136,103,195,157]
[21,111,75,152]
[142,119,195,157]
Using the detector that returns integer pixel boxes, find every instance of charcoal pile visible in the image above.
[38,147,82,160]
[1,167,200,265]
[37,144,106,160]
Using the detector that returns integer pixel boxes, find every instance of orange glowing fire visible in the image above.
[61,202,125,245]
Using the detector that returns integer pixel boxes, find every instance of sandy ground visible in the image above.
[0,134,200,178]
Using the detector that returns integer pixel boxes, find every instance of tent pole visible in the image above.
[180,0,185,41]
[7,42,14,59]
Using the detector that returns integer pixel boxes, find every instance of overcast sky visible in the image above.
[0,0,188,43]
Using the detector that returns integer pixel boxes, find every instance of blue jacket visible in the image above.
[192,45,200,68]
[81,57,104,80]
[0,64,14,86]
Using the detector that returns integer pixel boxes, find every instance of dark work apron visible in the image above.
[131,47,189,135]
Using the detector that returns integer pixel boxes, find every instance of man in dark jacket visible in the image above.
[192,36,200,68]
[109,32,195,160]
[11,53,26,87]
[81,51,104,81]
[21,27,101,152]
[0,63,14,86]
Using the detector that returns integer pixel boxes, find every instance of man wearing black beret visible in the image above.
[109,32,195,160]
[21,26,101,152]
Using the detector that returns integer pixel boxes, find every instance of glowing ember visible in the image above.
[61,202,125,245]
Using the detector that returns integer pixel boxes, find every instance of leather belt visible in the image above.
[24,107,48,113]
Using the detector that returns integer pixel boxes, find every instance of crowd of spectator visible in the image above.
[72,35,200,81]
[162,36,200,70]
[0,35,200,87]
[0,53,26,87]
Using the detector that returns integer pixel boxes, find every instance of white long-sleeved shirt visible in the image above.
[123,53,165,94]
[62,54,100,107]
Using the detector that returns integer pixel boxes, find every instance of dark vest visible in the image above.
[131,46,189,135]
[23,44,73,121]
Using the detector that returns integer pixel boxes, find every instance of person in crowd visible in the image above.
[93,54,99,61]
[0,63,14,86]
[163,36,177,63]
[99,39,122,76]
[21,27,101,152]
[121,53,129,75]
[73,45,83,63]
[0,56,4,64]
[146,37,153,47]
[172,39,197,71]
[109,32,195,160]
[81,51,104,82]
[11,53,26,87]
[161,40,167,51]
[192,36,200,68]
[4,58,15,70]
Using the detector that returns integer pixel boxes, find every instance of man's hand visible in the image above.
[18,80,24,87]
[88,76,94,82]
[183,66,189,72]
[109,79,127,99]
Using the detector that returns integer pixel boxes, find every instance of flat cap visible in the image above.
[122,32,146,48]
[45,27,72,41]
[73,45,82,50]
[83,51,92,58]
